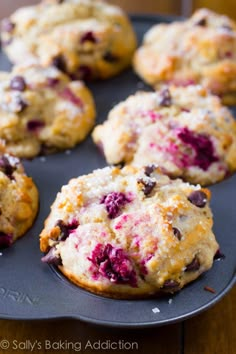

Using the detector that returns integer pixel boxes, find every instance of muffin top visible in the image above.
[93,85,236,185]
[0,63,95,158]
[133,8,236,104]
[1,0,137,80]
[40,165,218,298]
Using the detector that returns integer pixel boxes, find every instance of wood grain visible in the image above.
[184,286,236,354]
[0,0,181,19]
[193,0,236,20]
[0,320,181,353]
[107,0,181,15]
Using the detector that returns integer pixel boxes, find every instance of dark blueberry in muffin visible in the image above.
[0,154,19,179]
[162,279,180,290]
[56,219,79,241]
[188,191,208,208]
[10,76,26,91]
[41,246,62,265]
[173,227,182,240]
[144,164,156,177]
[195,18,207,26]
[137,178,156,196]
[159,88,172,107]
[185,256,200,271]
[103,51,119,63]
[52,55,67,74]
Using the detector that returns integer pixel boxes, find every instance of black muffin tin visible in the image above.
[0,15,235,328]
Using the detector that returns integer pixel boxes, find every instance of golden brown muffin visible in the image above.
[133,8,236,105]
[1,0,137,80]
[0,152,39,247]
[0,64,95,158]
[40,165,218,298]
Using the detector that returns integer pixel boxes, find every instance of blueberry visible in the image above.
[188,190,208,208]
[159,88,172,107]
[137,178,156,196]
[41,247,62,265]
[144,164,156,177]
[195,18,207,26]
[0,154,19,179]
[56,219,78,241]
[185,256,200,271]
[173,227,182,240]
[103,51,119,63]
[10,76,26,91]
[52,55,67,74]
[162,279,180,290]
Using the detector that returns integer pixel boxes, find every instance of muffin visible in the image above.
[40,165,218,298]
[133,8,236,105]
[92,85,236,185]
[0,151,39,248]
[1,0,137,80]
[0,64,95,158]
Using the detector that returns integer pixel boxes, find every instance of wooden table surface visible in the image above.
[0,1,235,353]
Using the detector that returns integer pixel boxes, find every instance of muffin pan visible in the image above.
[0,15,235,328]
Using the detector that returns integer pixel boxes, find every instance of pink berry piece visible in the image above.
[168,79,196,87]
[80,31,97,44]
[88,243,137,287]
[60,88,83,108]
[27,120,45,132]
[177,127,219,170]
[101,192,132,219]
[47,78,60,87]
[141,110,163,123]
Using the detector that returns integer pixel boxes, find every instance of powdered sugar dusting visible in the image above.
[152,307,160,313]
